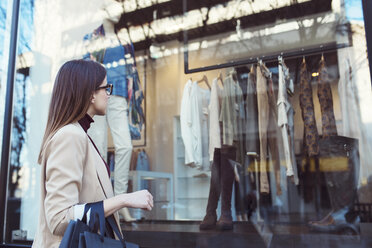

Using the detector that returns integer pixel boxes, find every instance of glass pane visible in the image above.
[5,0,35,244]
[2,0,372,247]
[0,0,9,156]
[184,0,351,71]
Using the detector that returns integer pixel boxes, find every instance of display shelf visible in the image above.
[129,170,174,220]
[173,116,210,221]
[177,197,209,200]
[174,198,209,220]
[176,176,210,179]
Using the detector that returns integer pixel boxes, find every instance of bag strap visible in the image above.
[88,201,126,247]
[89,209,101,234]
[106,215,126,247]
[81,203,91,223]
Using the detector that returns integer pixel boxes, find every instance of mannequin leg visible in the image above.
[200,149,222,230]
[107,96,134,221]
[216,146,236,230]
[87,115,108,161]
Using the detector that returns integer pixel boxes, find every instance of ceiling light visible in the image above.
[312,72,319,77]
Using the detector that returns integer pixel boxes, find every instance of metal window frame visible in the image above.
[0,0,20,244]
[362,0,372,84]
[183,41,350,74]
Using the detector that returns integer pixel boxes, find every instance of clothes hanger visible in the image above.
[259,59,270,75]
[257,59,264,75]
[229,69,238,82]
[259,59,270,71]
[278,55,283,64]
[229,68,236,74]
[250,64,255,73]
[217,72,224,87]
[258,58,263,66]
[197,75,211,89]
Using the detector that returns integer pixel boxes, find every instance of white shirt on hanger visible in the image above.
[277,62,295,179]
[208,78,223,161]
[191,82,211,170]
[180,80,195,165]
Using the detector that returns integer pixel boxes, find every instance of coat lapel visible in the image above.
[86,137,114,199]
[87,137,122,233]
[73,123,121,235]
[89,142,122,235]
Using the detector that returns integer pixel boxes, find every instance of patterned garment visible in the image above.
[299,61,319,157]
[317,57,337,137]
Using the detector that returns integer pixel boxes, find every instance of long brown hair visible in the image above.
[38,59,106,163]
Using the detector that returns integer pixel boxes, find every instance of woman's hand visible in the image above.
[122,190,154,211]
[103,190,154,217]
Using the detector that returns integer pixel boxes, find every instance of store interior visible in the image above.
[2,0,372,246]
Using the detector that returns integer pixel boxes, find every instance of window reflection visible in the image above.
[1,0,372,247]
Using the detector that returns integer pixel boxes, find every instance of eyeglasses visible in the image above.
[96,84,113,95]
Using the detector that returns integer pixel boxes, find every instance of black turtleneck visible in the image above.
[78,114,110,177]
[78,113,94,133]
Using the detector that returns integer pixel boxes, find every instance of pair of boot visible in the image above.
[200,146,236,231]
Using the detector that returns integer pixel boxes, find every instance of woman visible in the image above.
[32,59,153,247]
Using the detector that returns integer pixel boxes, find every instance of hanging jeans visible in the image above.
[278,61,299,185]
[88,96,133,195]
[256,66,270,194]
[257,65,282,195]
[245,67,260,155]
[266,75,283,196]
[244,68,260,197]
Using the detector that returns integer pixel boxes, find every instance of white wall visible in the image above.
[21,0,104,239]
[337,22,372,187]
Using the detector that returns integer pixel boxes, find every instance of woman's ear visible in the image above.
[91,94,96,103]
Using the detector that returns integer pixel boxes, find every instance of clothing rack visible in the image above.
[183,42,349,74]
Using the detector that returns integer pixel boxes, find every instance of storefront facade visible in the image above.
[1,0,372,247]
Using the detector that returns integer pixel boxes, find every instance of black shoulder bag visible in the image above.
[60,202,139,248]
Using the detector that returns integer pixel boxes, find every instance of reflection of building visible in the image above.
[1,0,372,247]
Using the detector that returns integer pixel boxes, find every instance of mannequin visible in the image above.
[85,0,135,221]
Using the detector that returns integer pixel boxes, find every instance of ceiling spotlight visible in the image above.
[312,72,319,77]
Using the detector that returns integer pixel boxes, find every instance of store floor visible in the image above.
[121,220,372,248]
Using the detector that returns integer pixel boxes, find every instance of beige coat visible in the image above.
[32,122,120,248]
